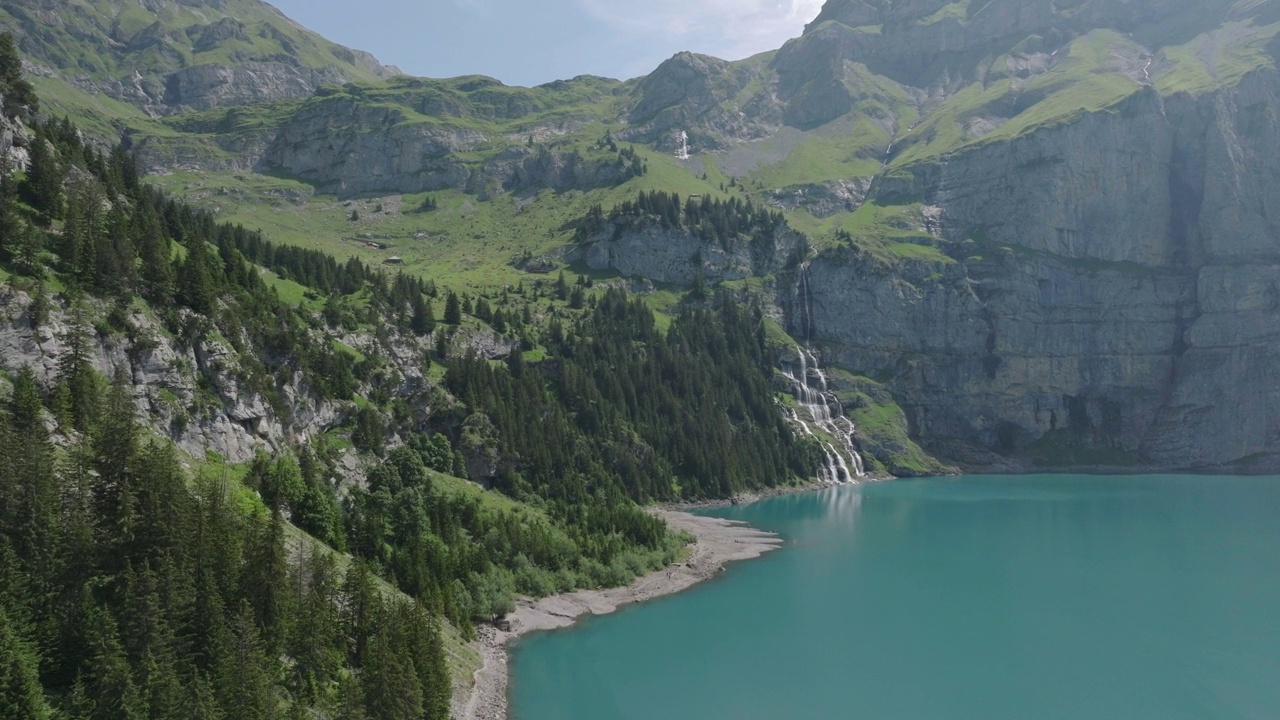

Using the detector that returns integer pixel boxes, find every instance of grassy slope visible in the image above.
[0,0,390,83]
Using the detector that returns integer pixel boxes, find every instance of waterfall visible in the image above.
[795,261,815,342]
[781,345,867,485]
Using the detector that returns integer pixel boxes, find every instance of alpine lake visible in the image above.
[510,475,1280,719]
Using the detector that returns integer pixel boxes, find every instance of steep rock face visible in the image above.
[163,62,351,111]
[259,95,485,196]
[0,287,435,465]
[879,89,1177,265]
[0,289,302,462]
[624,51,783,147]
[793,249,1194,463]
[575,221,805,286]
[0,93,31,169]
[796,66,1280,470]
[804,0,1235,86]
[481,146,634,196]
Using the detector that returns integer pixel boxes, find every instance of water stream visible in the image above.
[781,346,866,484]
[786,262,865,483]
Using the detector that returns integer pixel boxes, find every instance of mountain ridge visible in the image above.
[7,0,1280,472]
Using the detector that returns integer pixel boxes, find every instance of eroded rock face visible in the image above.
[0,289,381,464]
[804,0,1235,86]
[623,51,784,147]
[767,179,870,218]
[163,63,351,111]
[790,66,1280,471]
[259,95,485,196]
[575,221,805,286]
[879,89,1177,265]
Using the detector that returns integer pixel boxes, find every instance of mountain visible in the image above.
[7,0,1280,476]
[0,0,399,118]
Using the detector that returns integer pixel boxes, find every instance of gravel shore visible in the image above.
[452,509,784,720]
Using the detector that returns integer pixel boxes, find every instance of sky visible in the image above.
[268,0,825,87]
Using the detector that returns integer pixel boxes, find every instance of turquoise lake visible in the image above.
[509,475,1280,719]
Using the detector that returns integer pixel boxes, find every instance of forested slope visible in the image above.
[0,35,819,718]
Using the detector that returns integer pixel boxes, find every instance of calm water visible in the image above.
[509,476,1280,720]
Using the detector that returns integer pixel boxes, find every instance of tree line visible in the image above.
[576,190,788,249]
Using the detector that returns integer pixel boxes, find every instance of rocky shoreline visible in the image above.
[451,509,785,720]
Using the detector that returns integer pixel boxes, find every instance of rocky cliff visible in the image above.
[784,59,1280,471]
[554,0,1280,472]
[0,284,513,473]
[574,219,805,286]
[0,0,399,115]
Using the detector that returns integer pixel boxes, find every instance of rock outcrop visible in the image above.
[0,286,438,465]
[574,219,806,286]
[788,63,1280,471]
[0,0,401,116]
[258,94,484,196]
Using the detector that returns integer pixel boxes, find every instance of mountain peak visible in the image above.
[0,0,400,114]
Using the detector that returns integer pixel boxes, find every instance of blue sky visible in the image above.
[268,0,824,87]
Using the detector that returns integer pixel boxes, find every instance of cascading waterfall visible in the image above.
[780,345,866,485]
[784,262,866,483]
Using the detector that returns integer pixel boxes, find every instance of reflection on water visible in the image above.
[512,476,1280,720]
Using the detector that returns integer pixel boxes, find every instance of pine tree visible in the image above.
[212,603,275,720]
[177,243,216,315]
[410,294,435,336]
[0,606,50,720]
[0,151,21,262]
[25,134,61,225]
[242,510,293,656]
[54,301,100,433]
[182,673,224,720]
[0,33,37,120]
[80,602,145,720]
[91,372,140,569]
[288,550,342,704]
[340,561,381,668]
[133,205,173,302]
[360,618,421,720]
[403,604,451,720]
[443,292,461,326]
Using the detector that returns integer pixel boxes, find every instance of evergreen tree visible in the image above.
[0,33,37,120]
[80,602,145,720]
[361,619,422,720]
[25,134,61,225]
[443,292,461,326]
[177,243,215,315]
[410,294,435,336]
[212,603,275,720]
[242,510,292,656]
[0,151,21,262]
[0,606,50,720]
[54,301,100,433]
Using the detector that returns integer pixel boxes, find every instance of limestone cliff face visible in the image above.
[162,63,353,111]
[575,220,805,286]
[791,66,1280,470]
[258,94,483,196]
[0,286,457,466]
[805,0,1235,86]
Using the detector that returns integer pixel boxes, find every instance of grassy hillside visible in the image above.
[0,0,394,82]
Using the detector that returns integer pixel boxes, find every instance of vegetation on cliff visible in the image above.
[0,41,823,716]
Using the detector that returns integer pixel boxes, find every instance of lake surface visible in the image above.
[509,475,1280,720]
